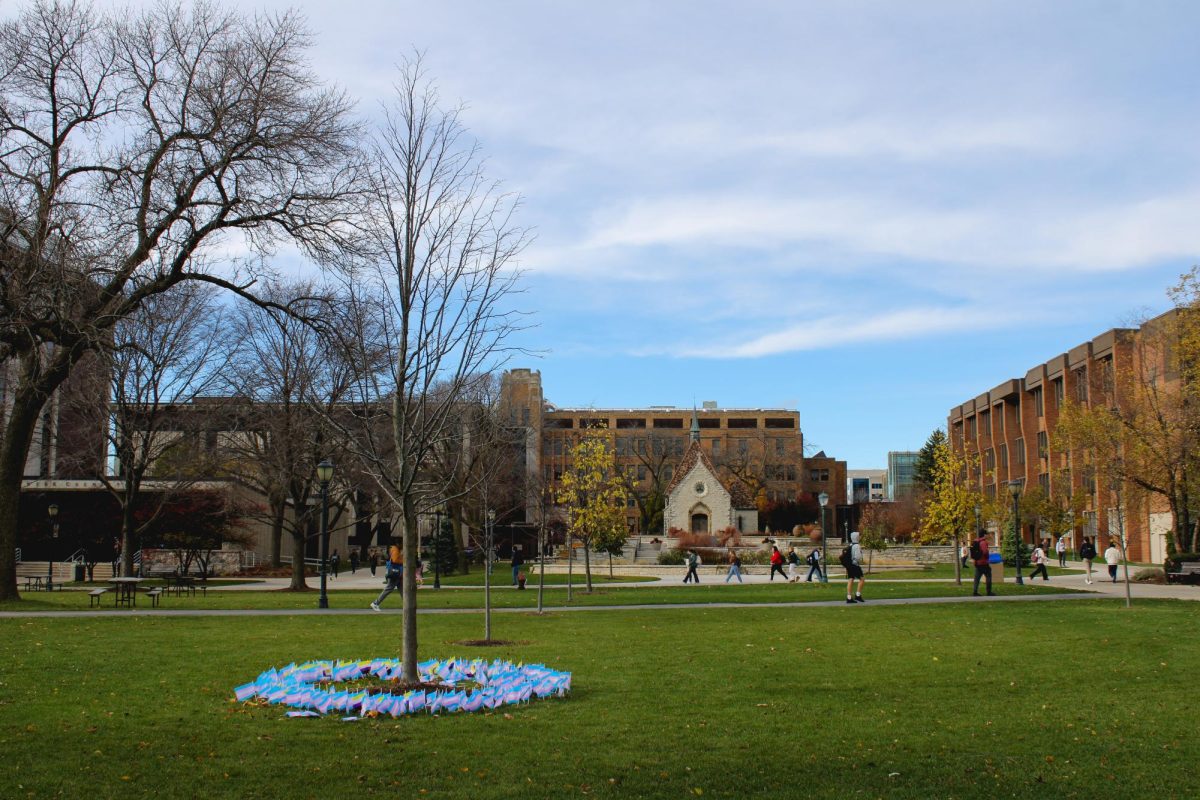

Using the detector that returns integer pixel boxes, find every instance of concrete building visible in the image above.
[948,314,1176,563]
[847,469,887,504]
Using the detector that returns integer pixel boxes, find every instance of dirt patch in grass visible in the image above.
[453,638,526,647]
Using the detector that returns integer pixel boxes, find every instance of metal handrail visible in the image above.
[14,548,21,563]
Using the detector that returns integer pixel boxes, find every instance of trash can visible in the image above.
[989,551,1005,583]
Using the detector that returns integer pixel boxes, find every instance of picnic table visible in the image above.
[23,575,44,591]
[108,577,142,607]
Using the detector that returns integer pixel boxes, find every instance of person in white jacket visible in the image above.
[1104,541,1121,583]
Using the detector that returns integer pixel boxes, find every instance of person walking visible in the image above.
[1079,536,1097,584]
[511,548,524,587]
[1104,540,1121,583]
[1028,539,1050,581]
[960,542,970,569]
[769,545,788,581]
[785,546,801,582]
[683,549,701,583]
[329,549,340,579]
[368,549,379,577]
[370,543,404,611]
[1055,535,1068,568]
[844,531,865,603]
[725,549,743,583]
[349,550,360,575]
[805,547,823,582]
[971,528,995,596]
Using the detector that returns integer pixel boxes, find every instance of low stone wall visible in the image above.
[141,548,242,576]
[868,545,957,565]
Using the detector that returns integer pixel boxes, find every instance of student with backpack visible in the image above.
[370,543,404,611]
[841,531,865,603]
[805,547,823,582]
[1028,539,1050,581]
[1079,536,1098,584]
[971,529,995,596]
[683,549,701,584]
[769,546,788,581]
[786,546,801,582]
[725,549,743,584]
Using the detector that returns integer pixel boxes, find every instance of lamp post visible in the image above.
[818,492,829,584]
[485,509,495,639]
[974,502,982,534]
[47,503,59,591]
[1008,480,1024,586]
[316,459,334,609]
[433,503,445,590]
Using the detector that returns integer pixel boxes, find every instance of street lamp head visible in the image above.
[487,509,495,523]
[974,503,981,515]
[47,503,58,518]
[1007,480,1021,498]
[818,492,829,508]
[316,459,334,484]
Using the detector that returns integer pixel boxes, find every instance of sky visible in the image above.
[88,0,1200,467]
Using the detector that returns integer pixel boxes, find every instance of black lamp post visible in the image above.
[433,503,445,590]
[316,459,334,609]
[1009,480,1024,586]
[818,491,829,583]
[47,503,59,591]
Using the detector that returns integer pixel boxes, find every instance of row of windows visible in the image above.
[541,416,797,430]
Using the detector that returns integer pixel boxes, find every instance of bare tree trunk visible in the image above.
[289,530,309,591]
[120,501,137,578]
[609,550,614,578]
[401,506,420,681]
[567,534,574,602]
[270,501,286,568]
[584,542,594,593]
[484,519,493,641]
[953,532,962,586]
[0,371,48,600]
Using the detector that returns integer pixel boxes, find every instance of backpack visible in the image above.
[838,546,854,569]
[969,539,983,561]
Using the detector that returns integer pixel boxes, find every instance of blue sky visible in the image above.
[102,1,1200,467]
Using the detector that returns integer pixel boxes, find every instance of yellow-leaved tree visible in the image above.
[916,439,980,584]
[558,431,628,593]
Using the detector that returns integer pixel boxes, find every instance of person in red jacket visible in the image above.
[769,545,787,581]
[971,529,995,597]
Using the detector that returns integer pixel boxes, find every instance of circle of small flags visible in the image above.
[233,657,572,719]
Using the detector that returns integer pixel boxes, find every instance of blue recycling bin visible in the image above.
[988,550,1005,582]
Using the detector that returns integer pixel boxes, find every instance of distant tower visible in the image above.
[690,406,700,443]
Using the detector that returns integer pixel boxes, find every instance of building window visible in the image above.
[616,418,646,429]
[636,465,646,482]
[653,418,683,429]
[979,409,990,437]
[546,418,572,429]
[764,418,795,429]
[1101,357,1114,394]
[1015,437,1025,465]
[728,418,758,429]
[738,440,749,456]
[968,415,977,440]
[1052,378,1064,410]
[984,448,995,471]
[1039,472,1050,492]
[698,418,720,429]
[1033,386,1044,417]
[580,417,607,429]
[711,439,721,457]
[615,437,631,456]
[1013,399,1021,427]
[786,465,797,481]
[809,468,829,482]
[775,438,785,457]
[1074,368,1088,402]
[998,443,1008,469]
[1037,431,1048,459]
[995,404,1005,434]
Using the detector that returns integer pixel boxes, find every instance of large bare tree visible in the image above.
[339,59,527,681]
[0,1,359,599]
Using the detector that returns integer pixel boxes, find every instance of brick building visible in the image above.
[500,368,847,536]
[948,316,1173,562]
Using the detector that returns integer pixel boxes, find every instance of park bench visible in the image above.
[145,588,162,608]
[88,588,108,607]
[1166,562,1200,585]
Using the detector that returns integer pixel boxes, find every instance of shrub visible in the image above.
[657,548,686,565]
[1165,552,1200,570]
[1132,567,1165,584]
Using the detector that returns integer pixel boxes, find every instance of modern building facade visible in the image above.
[847,469,887,504]
[886,452,918,500]
[948,315,1174,563]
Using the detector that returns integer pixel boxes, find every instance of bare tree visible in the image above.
[66,282,235,576]
[221,281,359,590]
[0,1,359,599]
[337,59,527,681]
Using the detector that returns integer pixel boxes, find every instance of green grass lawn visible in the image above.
[0,598,1196,799]
[433,571,650,587]
[866,563,1083,580]
[0,577,1074,612]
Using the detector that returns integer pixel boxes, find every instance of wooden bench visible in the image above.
[88,588,108,607]
[1166,563,1200,584]
[145,588,163,608]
